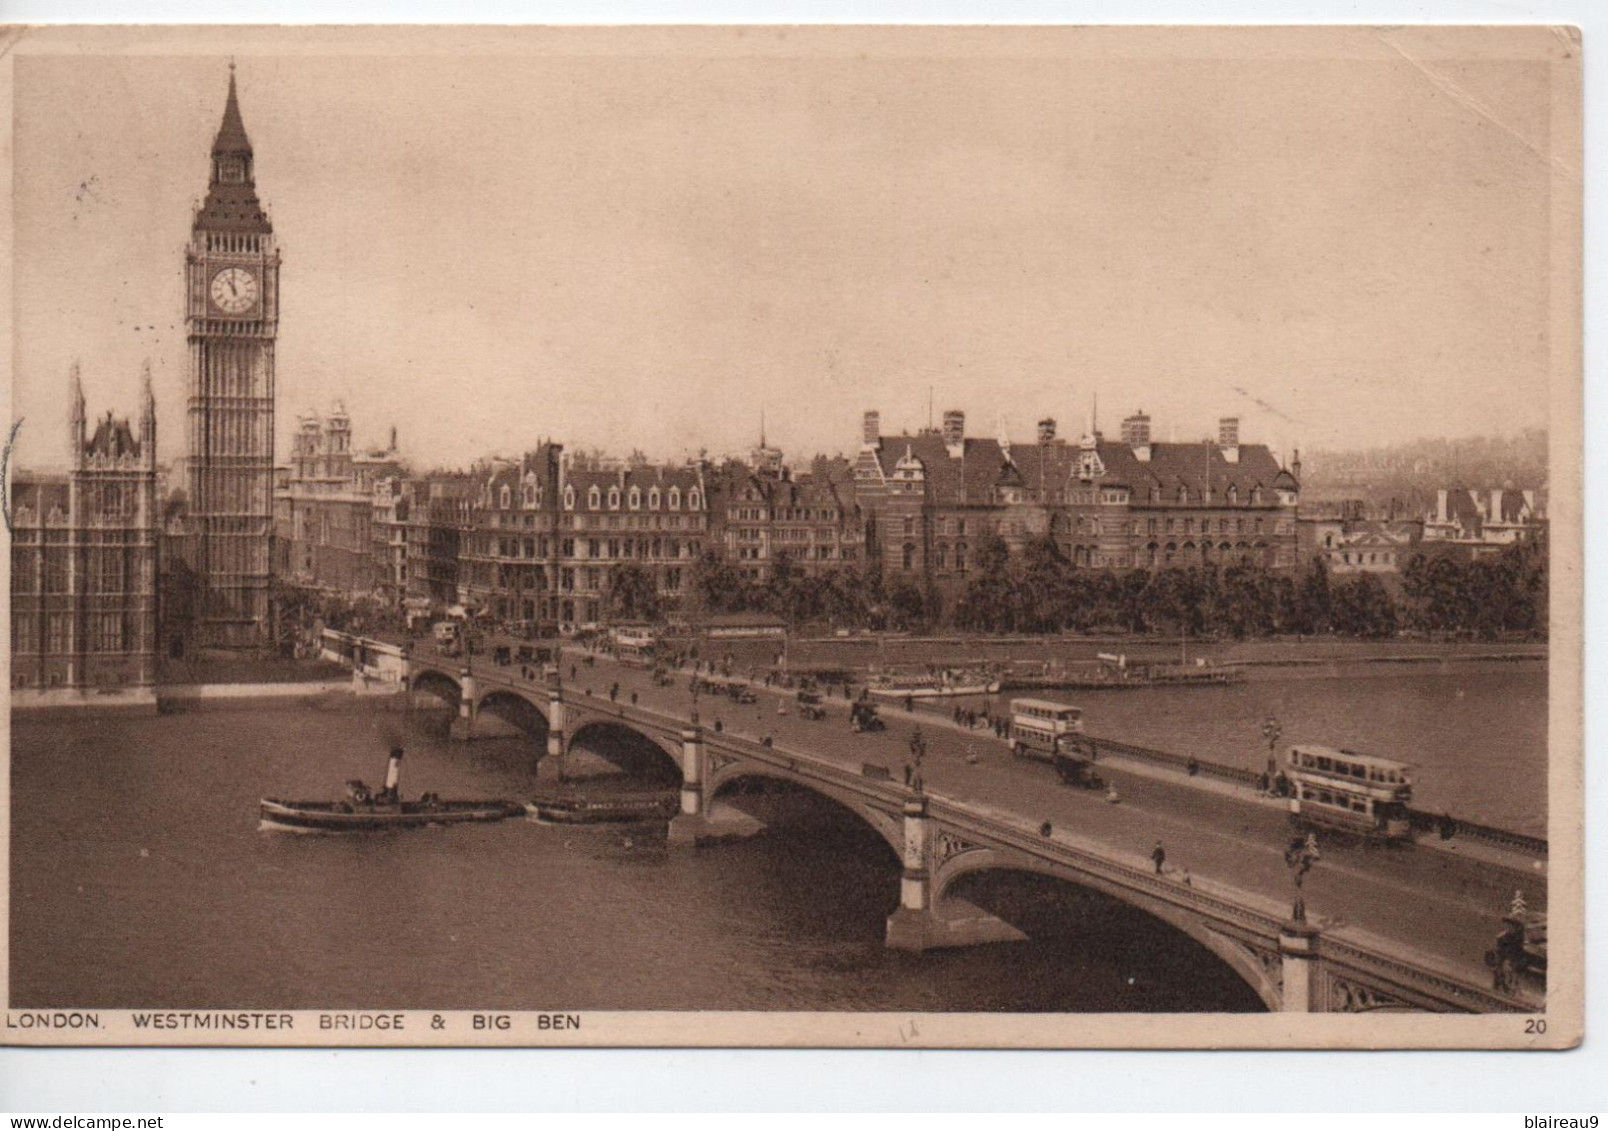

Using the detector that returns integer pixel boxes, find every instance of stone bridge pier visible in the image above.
[880,795,1328,1012]
[535,694,567,784]
[667,725,715,846]
[447,667,477,741]
[884,795,1030,953]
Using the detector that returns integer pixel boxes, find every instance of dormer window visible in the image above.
[564,486,576,510]
[649,487,661,510]
[629,486,641,510]
[499,486,511,509]
[689,488,702,510]
[1251,487,1262,505]
[587,486,600,509]
[1178,486,1189,504]
[669,487,682,510]
[607,487,621,510]
[1226,485,1238,505]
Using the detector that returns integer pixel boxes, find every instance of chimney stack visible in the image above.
[389,424,398,452]
[384,748,404,797]
[862,410,881,449]
[1218,417,1241,463]
[1122,410,1152,461]
[1038,418,1057,445]
[1121,410,1151,448]
[943,409,966,458]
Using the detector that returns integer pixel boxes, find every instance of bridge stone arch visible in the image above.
[407,666,463,707]
[931,851,1281,1012]
[703,761,904,861]
[475,688,550,738]
[565,718,684,783]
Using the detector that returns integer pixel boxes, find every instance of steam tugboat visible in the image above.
[259,748,525,833]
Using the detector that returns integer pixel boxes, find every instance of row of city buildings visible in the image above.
[7,66,1548,706]
[266,400,1313,632]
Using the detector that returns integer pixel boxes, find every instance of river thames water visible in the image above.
[952,662,1549,836]
[9,662,1545,1012]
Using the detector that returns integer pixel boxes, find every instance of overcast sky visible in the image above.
[9,28,1567,472]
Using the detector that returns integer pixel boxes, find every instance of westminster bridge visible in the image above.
[375,634,1541,1016]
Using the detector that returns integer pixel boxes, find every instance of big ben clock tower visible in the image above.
[185,64,280,650]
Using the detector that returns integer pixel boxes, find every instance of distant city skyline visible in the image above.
[12,30,1561,472]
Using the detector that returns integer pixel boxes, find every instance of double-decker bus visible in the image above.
[1285,744,1414,842]
[610,623,657,668]
[1008,698,1085,762]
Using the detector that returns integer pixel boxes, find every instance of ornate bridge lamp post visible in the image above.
[1261,715,1283,780]
[1285,831,1320,924]
[1277,832,1323,1011]
[909,727,928,794]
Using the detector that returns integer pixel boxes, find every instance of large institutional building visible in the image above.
[9,367,160,702]
[853,408,1301,599]
[183,66,281,650]
[273,405,403,595]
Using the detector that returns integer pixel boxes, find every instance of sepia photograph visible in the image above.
[0,23,1583,1052]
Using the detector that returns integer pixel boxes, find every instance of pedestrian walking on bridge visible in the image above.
[1152,841,1166,875]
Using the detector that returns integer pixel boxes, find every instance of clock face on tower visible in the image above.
[209,266,259,315]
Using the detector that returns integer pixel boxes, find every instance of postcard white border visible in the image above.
[0,2,1602,1114]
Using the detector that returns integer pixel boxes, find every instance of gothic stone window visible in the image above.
[44,551,69,594]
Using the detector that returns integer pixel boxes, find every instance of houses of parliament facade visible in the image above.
[10,67,279,701]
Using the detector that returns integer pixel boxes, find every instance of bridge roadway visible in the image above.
[399,636,1542,1013]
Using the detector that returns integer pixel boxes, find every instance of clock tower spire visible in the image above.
[184,62,281,651]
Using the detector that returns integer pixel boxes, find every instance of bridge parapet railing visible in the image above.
[1406,810,1548,857]
[925,796,1289,942]
[1085,736,1264,788]
[1318,933,1533,1014]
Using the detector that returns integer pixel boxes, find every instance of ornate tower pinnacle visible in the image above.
[139,359,156,459]
[195,63,270,234]
[69,360,86,457]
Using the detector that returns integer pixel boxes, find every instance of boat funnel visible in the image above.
[385,748,404,793]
